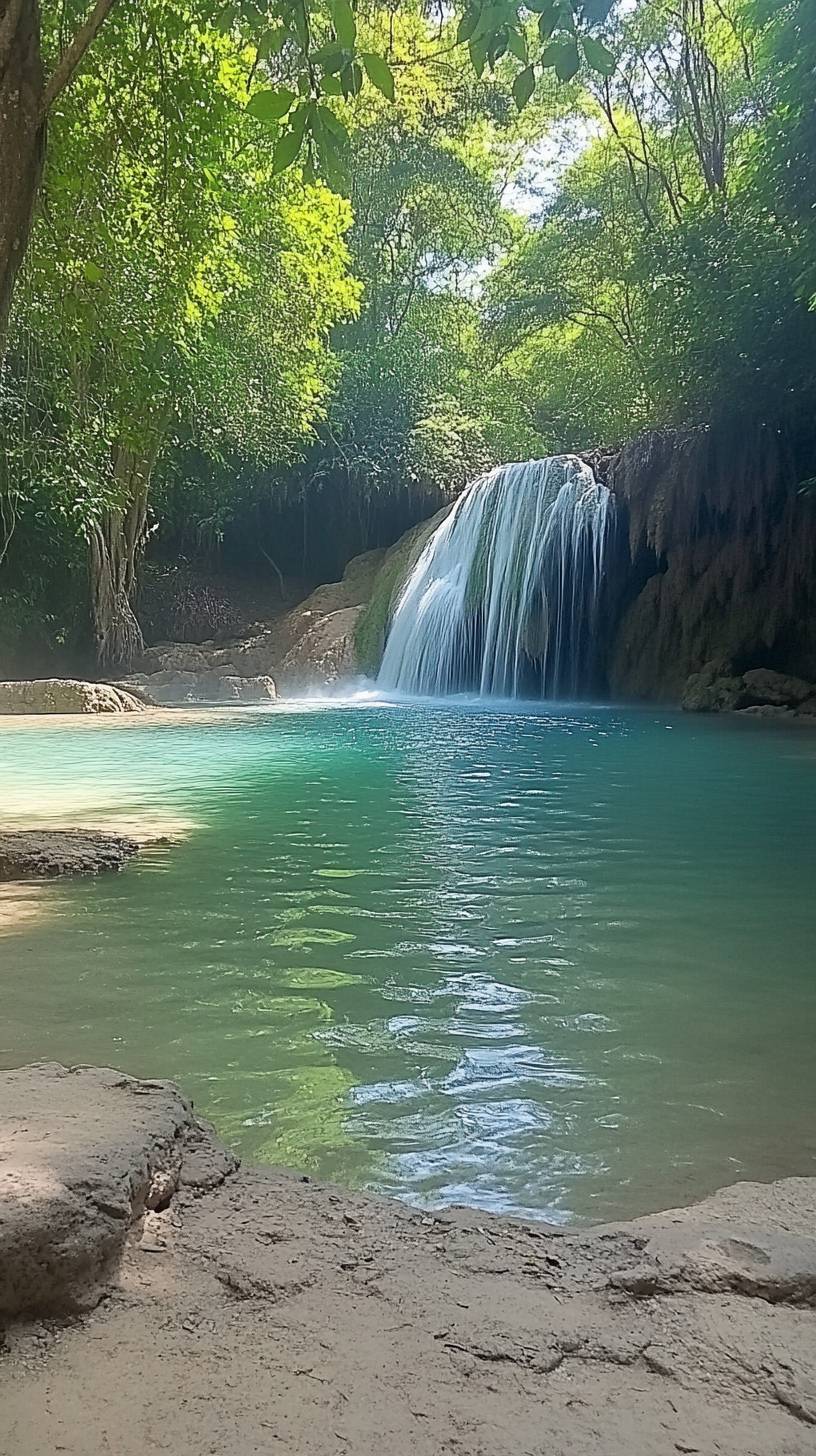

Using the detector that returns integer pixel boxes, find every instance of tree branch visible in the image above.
[41,0,118,117]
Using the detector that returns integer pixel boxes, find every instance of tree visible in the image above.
[0,0,619,344]
[4,5,357,665]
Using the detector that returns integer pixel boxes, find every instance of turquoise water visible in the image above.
[1,699,814,1223]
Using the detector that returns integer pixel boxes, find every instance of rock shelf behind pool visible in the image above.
[0,679,147,714]
[0,830,139,881]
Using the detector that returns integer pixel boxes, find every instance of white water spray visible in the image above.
[378,456,614,699]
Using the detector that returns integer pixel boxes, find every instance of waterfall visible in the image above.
[377,456,614,699]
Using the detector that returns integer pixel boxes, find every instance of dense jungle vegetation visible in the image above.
[0,0,814,670]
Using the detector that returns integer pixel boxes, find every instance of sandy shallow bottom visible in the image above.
[2,1063,815,1456]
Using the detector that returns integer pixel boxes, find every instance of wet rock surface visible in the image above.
[681,662,816,718]
[0,831,139,881]
[0,679,148,715]
[1,1062,815,1454]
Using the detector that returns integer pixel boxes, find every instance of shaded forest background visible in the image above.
[1,0,815,673]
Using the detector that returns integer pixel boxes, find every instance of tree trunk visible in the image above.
[88,447,151,672]
[0,0,45,343]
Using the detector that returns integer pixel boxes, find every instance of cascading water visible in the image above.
[378,456,614,699]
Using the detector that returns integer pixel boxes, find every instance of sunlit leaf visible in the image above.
[83,260,103,283]
[246,87,295,121]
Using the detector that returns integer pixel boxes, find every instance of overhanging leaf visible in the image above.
[512,64,536,109]
[457,7,479,42]
[246,87,295,121]
[542,38,580,79]
[361,51,395,101]
[582,35,616,75]
[271,127,303,174]
[506,28,528,63]
[469,35,488,77]
[330,0,356,50]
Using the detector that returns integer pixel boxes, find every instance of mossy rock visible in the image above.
[354,507,451,675]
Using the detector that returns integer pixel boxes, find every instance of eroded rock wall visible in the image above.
[606,424,816,702]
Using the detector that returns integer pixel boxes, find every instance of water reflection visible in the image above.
[0,701,814,1222]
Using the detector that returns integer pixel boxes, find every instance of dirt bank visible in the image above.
[1,1063,815,1454]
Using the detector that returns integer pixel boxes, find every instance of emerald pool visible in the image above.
[1,698,814,1223]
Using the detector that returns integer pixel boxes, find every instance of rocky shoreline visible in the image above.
[1,1062,815,1454]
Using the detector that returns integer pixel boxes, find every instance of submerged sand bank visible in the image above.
[1,1063,815,1455]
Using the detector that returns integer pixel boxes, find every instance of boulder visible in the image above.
[0,679,147,715]
[737,704,793,719]
[0,1063,236,1319]
[0,830,139,881]
[280,606,363,686]
[741,668,815,707]
[680,662,744,713]
[123,670,276,705]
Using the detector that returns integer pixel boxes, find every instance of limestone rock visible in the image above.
[280,606,363,686]
[0,831,139,881]
[737,704,793,719]
[680,662,744,712]
[0,679,147,715]
[0,1063,237,1319]
[741,667,814,707]
[123,670,276,705]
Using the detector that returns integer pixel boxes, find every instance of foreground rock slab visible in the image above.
[0,830,139,881]
[1,1063,815,1455]
[0,679,147,715]
[0,1064,235,1319]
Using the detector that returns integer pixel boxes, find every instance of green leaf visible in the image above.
[216,4,237,31]
[257,26,286,59]
[83,260,103,284]
[512,63,536,109]
[289,101,312,143]
[541,38,580,79]
[340,60,363,97]
[246,87,296,121]
[506,27,528,63]
[361,51,395,101]
[468,35,488,77]
[320,73,344,94]
[582,35,615,74]
[554,37,580,77]
[580,0,614,21]
[272,127,303,174]
[487,30,508,67]
[315,103,349,145]
[457,7,479,42]
[330,0,356,50]
[537,6,558,39]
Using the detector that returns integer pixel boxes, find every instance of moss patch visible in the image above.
[354,507,451,675]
